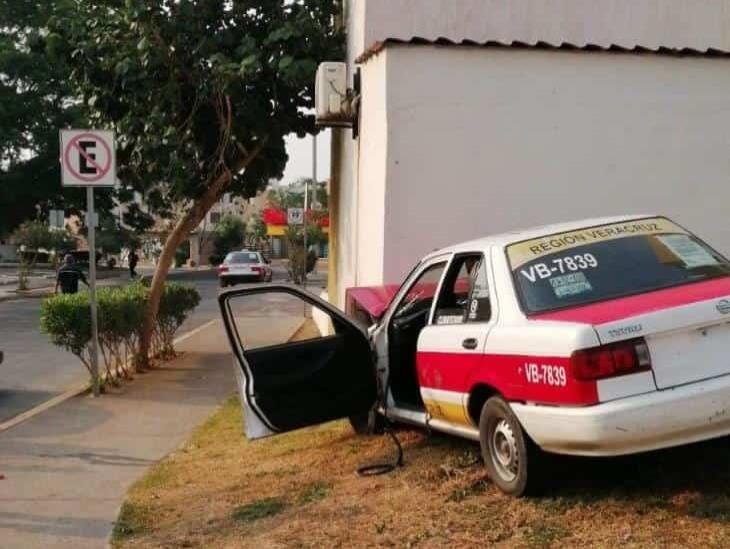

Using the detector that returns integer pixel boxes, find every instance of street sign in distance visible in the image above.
[85,211,99,228]
[49,209,65,229]
[60,129,116,187]
[287,207,304,225]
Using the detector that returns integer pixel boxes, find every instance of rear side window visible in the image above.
[226,252,259,264]
[506,217,730,314]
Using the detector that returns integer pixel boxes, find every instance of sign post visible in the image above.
[86,187,100,396]
[60,129,116,396]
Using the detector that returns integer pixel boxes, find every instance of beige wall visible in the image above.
[378,45,730,282]
[333,2,730,305]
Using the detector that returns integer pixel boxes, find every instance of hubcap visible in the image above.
[490,418,519,482]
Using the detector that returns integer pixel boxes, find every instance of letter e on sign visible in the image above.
[60,130,116,187]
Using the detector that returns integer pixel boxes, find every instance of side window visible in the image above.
[467,259,492,323]
[392,262,447,320]
[434,254,492,324]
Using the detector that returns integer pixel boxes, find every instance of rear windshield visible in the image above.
[226,252,259,264]
[506,217,730,314]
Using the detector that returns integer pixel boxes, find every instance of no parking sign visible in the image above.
[58,128,117,397]
[60,130,116,187]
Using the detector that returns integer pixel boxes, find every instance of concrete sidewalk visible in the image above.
[0,316,303,548]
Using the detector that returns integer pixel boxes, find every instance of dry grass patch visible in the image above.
[113,396,730,548]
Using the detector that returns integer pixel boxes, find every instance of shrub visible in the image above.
[210,215,246,266]
[40,282,200,388]
[153,282,201,359]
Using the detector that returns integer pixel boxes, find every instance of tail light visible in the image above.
[218,265,229,274]
[251,266,263,273]
[571,338,652,381]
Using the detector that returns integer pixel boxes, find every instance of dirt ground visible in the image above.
[111,390,730,548]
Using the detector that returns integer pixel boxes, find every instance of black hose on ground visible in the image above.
[357,422,404,477]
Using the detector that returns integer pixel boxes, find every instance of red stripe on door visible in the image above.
[531,277,730,325]
[416,351,598,406]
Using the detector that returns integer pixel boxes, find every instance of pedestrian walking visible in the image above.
[128,249,139,279]
[55,254,88,295]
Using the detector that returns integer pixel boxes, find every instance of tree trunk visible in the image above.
[136,146,264,367]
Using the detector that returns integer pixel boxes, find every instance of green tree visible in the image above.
[210,215,246,265]
[268,187,305,210]
[94,216,141,260]
[247,214,268,247]
[51,0,343,365]
[0,1,136,238]
[267,179,328,211]
[0,1,80,236]
[11,219,75,289]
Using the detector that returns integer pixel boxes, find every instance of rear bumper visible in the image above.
[220,273,264,282]
[512,374,730,456]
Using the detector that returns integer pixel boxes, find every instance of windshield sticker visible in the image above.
[507,217,686,268]
[436,314,465,325]
[549,272,593,299]
[657,234,719,268]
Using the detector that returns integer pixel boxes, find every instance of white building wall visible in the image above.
[334,3,365,306]
[354,52,389,287]
[380,45,730,282]
[335,54,389,305]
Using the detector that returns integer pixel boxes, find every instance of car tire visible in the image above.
[348,410,386,435]
[479,396,543,496]
[220,279,227,288]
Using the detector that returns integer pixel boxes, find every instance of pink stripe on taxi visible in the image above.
[532,277,730,325]
[417,351,599,406]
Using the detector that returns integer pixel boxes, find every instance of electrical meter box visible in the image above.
[315,62,350,126]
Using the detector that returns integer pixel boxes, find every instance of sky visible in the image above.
[281,129,331,185]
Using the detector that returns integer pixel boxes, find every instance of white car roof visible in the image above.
[424,214,658,259]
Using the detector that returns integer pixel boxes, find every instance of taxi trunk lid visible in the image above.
[596,295,730,389]
[535,277,730,390]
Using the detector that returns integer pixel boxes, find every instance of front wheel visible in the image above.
[479,396,543,496]
[348,410,386,435]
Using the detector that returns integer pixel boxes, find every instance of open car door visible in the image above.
[218,284,378,440]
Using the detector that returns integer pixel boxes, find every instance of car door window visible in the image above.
[434,254,491,324]
[219,286,377,439]
[392,262,447,321]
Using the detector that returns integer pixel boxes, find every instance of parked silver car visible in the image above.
[217,251,272,287]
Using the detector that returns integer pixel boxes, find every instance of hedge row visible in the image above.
[40,282,200,386]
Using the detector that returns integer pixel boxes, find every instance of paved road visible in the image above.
[0,265,311,424]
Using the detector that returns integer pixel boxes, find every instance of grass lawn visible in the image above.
[111,392,730,548]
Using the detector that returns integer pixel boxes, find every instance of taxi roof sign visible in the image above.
[60,129,116,187]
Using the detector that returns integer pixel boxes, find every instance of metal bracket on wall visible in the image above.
[351,67,362,140]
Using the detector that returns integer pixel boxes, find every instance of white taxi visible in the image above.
[219,215,730,496]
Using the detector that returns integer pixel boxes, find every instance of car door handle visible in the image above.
[462,338,478,350]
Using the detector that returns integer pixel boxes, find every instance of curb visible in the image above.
[0,318,219,434]
[0,277,127,304]
[0,290,52,303]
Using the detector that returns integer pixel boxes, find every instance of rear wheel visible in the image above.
[479,396,543,496]
[219,279,227,288]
